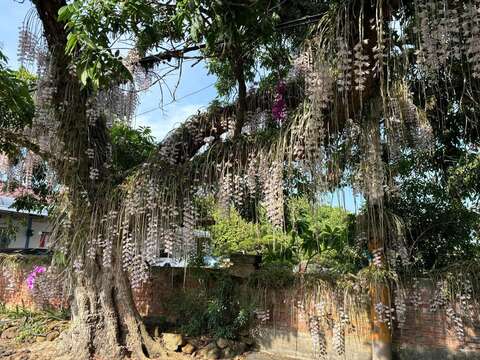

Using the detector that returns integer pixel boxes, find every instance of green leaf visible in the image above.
[57,5,72,22]
[65,33,78,54]
[79,69,88,85]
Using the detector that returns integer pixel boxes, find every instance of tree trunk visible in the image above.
[32,2,167,358]
[367,203,393,360]
[370,283,392,360]
[233,56,247,137]
[59,260,165,360]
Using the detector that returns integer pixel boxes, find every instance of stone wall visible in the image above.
[0,255,479,360]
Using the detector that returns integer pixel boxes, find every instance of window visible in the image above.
[39,232,50,248]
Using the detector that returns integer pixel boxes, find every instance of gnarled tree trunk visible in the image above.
[61,262,164,360]
[32,1,165,359]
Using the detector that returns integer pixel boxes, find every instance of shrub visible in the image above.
[166,273,254,339]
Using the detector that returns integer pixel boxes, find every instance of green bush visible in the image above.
[209,197,363,272]
[166,273,254,339]
[248,263,295,289]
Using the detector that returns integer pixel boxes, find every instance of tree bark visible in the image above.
[60,262,165,360]
[233,56,247,137]
[32,1,165,359]
[367,202,392,360]
[370,286,393,360]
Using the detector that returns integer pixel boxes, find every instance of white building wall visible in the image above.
[0,213,50,249]
[30,217,50,248]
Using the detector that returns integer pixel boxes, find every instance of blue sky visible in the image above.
[1,2,362,212]
[1,1,218,141]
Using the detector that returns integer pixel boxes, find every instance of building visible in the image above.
[0,195,50,249]
[0,195,210,255]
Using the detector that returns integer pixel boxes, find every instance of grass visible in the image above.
[0,303,70,342]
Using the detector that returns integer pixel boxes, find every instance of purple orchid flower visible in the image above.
[26,265,47,290]
[272,81,287,124]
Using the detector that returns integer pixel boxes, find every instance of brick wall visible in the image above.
[394,279,480,359]
[251,286,372,360]
[133,267,203,318]
[0,257,479,360]
[0,259,66,310]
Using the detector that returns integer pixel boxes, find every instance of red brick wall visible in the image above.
[133,267,203,318]
[1,259,479,359]
[0,261,67,310]
[394,279,480,358]
[250,285,372,359]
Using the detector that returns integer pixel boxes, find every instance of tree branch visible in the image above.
[157,79,304,165]
[0,128,51,160]
[139,44,207,69]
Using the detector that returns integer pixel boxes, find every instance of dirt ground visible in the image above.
[0,315,259,360]
[0,338,258,360]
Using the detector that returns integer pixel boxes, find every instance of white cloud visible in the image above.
[133,103,206,141]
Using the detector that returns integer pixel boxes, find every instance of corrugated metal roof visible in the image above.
[0,196,48,217]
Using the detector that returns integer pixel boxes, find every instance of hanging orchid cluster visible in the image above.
[295,285,359,359]
[16,21,139,165]
[246,152,258,197]
[294,43,333,110]
[182,197,197,258]
[218,165,234,215]
[308,315,327,360]
[272,81,287,124]
[336,39,353,93]
[261,160,284,229]
[371,248,384,268]
[426,273,477,345]
[409,278,422,310]
[446,305,465,344]
[332,308,350,356]
[374,302,395,329]
[430,280,449,312]
[353,40,370,92]
[290,104,327,189]
[414,0,479,77]
[17,23,39,67]
[394,286,407,329]
[0,150,47,197]
[123,48,152,91]
[355,122,384,204]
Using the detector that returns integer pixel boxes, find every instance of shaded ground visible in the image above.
[0,312,264,359]
[0,338,294,360]
[0,339,259,360]
[0,336,284,360]
[0,332,294,360]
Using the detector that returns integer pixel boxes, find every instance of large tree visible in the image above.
[5,1,480,360]
[21,1,298,359]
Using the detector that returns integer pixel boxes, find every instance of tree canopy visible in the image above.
[2,0,480,359]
